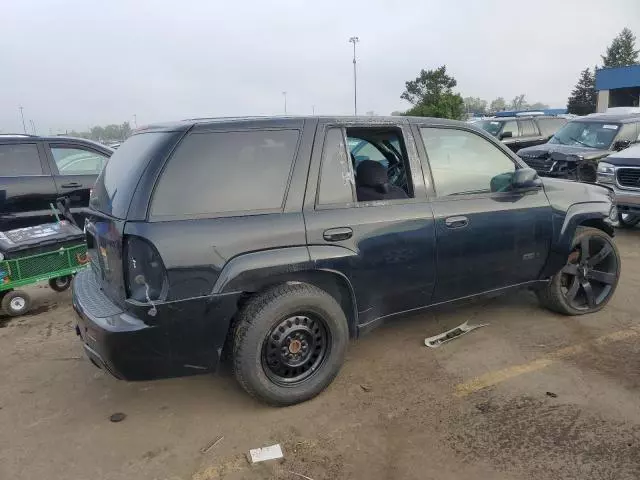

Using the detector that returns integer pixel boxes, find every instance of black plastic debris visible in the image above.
[109,412,127,422]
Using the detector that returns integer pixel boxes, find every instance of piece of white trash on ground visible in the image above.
[424,321,489,348]
[247,444,284,463]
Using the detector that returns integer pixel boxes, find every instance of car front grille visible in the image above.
[522,157,554,172]
[617,168,640,188]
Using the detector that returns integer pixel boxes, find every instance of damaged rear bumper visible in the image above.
[72,268,241,381]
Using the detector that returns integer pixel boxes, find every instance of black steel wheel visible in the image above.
[262,314,330,385]
[49,275,72,292]
[617,212,640,228]
[538,227,620,315]
[233,283,349,406]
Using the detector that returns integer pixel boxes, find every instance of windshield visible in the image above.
[475,120,504,137]
[549,121,620,149]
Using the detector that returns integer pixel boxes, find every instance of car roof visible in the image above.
[608,144,640,160]
[0,134,113,152]
[472,116,560,122]
[576,113,640,123]
[132,115,467,134]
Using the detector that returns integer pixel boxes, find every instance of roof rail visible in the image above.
[0,133,36,137]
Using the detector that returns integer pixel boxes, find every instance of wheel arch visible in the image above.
[541,202,614,278]
[215,248,359,360]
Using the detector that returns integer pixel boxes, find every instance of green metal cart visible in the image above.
[0,243,89,316]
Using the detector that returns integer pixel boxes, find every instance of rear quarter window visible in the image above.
[91,132,174,218]
[150,129,300,220]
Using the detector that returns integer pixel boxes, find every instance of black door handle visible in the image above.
[323,227,353,242]
[61,182,82,188]
[444,216,468,229]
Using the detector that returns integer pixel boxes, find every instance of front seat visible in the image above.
[355,160,408,201]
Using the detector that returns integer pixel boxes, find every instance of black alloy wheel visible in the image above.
[262,314,330,385]
[559,234,618,311]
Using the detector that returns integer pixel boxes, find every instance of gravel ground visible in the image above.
[1,229,639,480]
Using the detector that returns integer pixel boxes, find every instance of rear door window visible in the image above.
[50,146,108,175]
[501,121,518,138]
[519,120,538,137]
[0,144,43,176]
[150,129,299,219]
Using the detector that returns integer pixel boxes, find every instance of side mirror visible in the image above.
[613,140,631,151]
[500,131,513,140]
[512,168,542,189]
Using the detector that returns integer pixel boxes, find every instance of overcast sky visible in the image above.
[2,0,639,133]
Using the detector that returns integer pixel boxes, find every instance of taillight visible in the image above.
[124,236,167,303]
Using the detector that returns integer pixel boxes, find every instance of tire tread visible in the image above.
[232,283,347,405]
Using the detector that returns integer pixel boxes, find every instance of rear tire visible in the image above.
[232,283,349,406]
[537,227,620,315]
[2,290,31,317]
[49,275,72,292]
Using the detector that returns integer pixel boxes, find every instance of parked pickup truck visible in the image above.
[73,116,620,406]
[596,143,640,227]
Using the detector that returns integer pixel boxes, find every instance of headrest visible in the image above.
[356,160,388,189]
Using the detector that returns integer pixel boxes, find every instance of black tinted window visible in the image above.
[537,118,567,137]
[151,130,299,219]
[519,120,538,137]
[420,127,516,196]
[91,132,171,218]
[0,144,43,176]
[318,128,354,205]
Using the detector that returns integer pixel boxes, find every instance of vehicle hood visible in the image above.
[541,177,614,212]
[518,143,610,162]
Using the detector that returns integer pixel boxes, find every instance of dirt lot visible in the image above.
[1,229,640,480]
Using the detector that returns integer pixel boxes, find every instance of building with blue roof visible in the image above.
[595,65,640,112]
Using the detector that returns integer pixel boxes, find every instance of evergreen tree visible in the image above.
[601,28,639,67]
[567,68,597,115]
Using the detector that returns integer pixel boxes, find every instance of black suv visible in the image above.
[73,116,620,406]
[518,112,640,181]
[0,134,113,230]
[474,116,567,152]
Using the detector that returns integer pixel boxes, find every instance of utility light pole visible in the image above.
[348,36,359,115]
[18,106,26,133]
[282,92,287,115]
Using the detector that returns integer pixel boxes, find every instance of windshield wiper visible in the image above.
[448,189,490,196]
[568,136,591,148]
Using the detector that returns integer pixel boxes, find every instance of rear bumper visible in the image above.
[72,268,240,381]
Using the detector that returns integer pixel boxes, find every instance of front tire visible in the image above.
[617,212,640,228]
[537,227,620,315]
[233,283,349,406]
